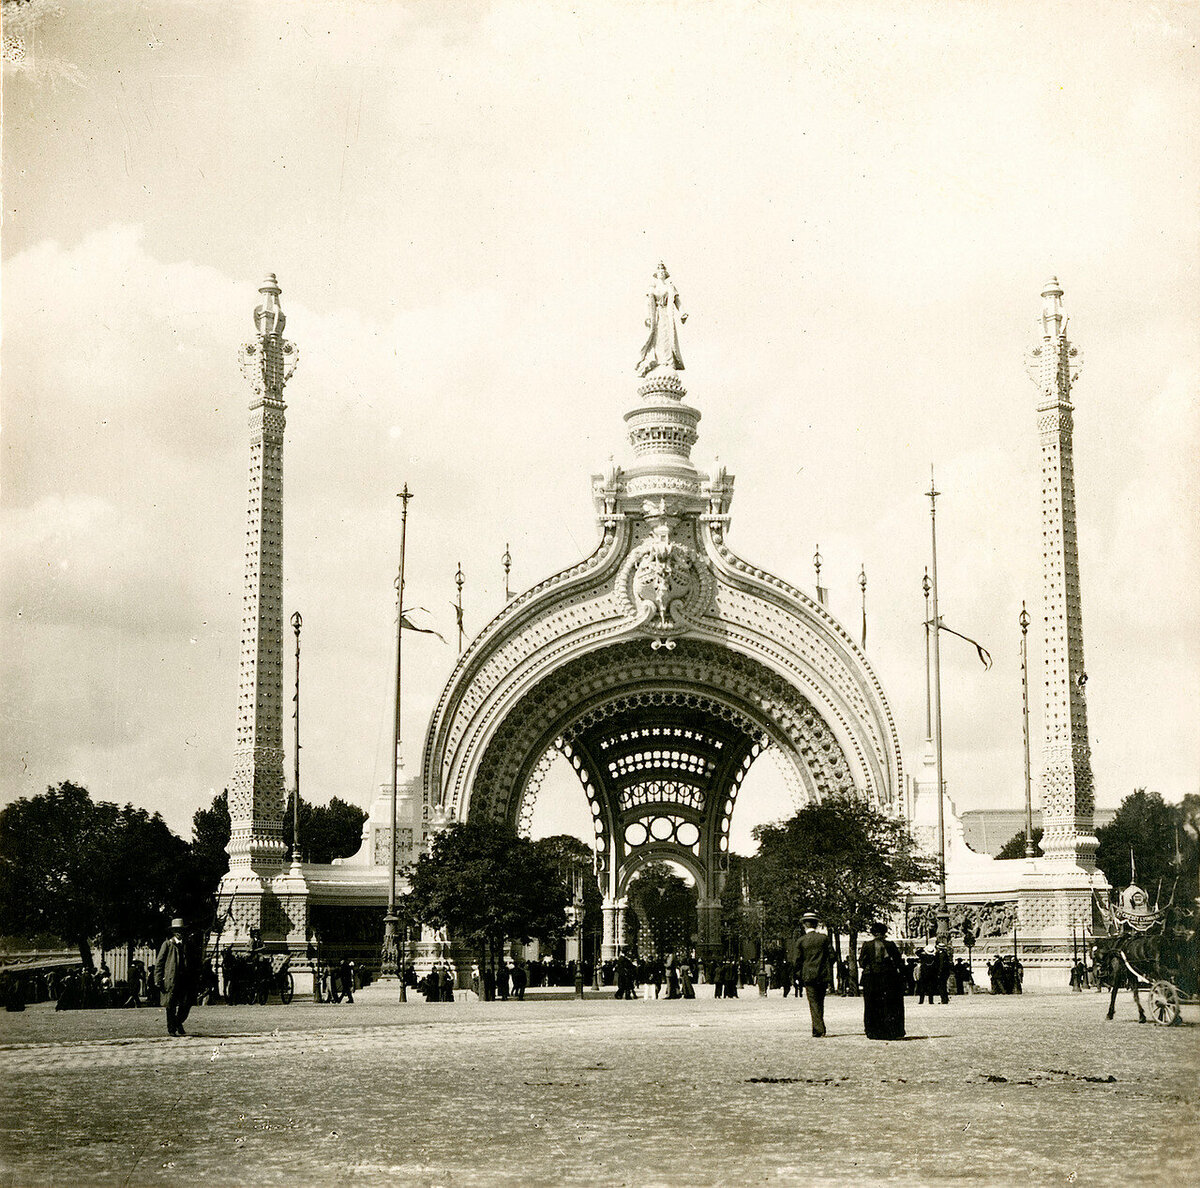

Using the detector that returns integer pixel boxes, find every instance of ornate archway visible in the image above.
[422,272,903,956]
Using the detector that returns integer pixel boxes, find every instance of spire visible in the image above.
[226,273,299,885]
[1028,277,1097,869]
[1039,276,1064,338]
[254,273,286,337]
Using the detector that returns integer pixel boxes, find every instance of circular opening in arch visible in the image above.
[649,816,674,841]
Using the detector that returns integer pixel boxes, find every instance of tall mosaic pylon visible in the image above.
[220,275,300,939]
[1027,278,1098,869]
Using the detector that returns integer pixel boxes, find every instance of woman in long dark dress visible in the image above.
[859,921,906,1040]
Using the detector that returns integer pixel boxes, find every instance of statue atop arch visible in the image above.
[636,262,687,376]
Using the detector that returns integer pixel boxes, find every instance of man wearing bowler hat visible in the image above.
[155,917,193,1037]
[797,910,834,1037]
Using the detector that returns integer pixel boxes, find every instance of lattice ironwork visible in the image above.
[618,780,706,812]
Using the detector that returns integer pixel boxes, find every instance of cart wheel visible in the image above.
[280,972,294,1005]
[1148,980,1181,1026]
[256,979,269,1006]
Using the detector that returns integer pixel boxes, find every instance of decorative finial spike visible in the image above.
[254,273,285,337]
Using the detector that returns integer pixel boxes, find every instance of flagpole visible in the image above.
[290,611,302,870]
[922,569,932,741]
[858,564,867,649]
[1020,602,1035,859]
[380,483,412,990]
[455,561,465,654]
[927,467,950,946]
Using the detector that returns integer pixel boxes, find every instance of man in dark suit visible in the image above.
[154,917,192,1037]
[797,911,834,1037]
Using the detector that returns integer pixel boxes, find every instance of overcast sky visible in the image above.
[2,0,1197,851]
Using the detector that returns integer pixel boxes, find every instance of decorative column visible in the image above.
[601,895,620,961]
[1027,278,1097,870]
[219,275,299,942]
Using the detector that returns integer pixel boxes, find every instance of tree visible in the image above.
[997,827,1043,860]
[752,794,936,989]
[0,782,111,967]
[0,782,192,968]
[283,793,367,864]
[99,804,191,953]
[627,861,697,957]
[1096,788,1198,895]
[533,834,603,949]
[184,790,231,927]
[407,818,569,968]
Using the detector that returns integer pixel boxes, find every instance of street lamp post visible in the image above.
[927,469,951,945]
[592,926,602,991]
[380,485,412,991]
[574,868,585,999]
[757,900,768,996]
[1020,602,1036,859]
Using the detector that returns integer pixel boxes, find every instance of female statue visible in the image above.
[636,262,687,376]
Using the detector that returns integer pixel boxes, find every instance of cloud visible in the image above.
[2,1,1198,837]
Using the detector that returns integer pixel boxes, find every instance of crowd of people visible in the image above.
[4,909,1088,1044]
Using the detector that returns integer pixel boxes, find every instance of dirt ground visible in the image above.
[2,988,1197,1186]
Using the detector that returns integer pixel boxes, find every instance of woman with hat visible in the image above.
[858,920,905,1040]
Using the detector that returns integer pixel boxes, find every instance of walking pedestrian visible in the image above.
[859,921,906,1040]
[338,956,355,1003]
[797,912,834,1037]
[154,918,193,1037]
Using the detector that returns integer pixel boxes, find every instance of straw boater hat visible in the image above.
[169,918,185,931]
[802,911,820,924]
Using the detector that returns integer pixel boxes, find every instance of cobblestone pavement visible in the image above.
[1,990,1197,1187]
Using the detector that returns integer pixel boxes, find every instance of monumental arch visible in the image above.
[423,265,903,957]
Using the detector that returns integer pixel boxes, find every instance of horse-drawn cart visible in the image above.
[1096,882,1198,1026]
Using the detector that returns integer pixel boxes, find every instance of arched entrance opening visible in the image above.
[623,858,698,960]
[463,636,861,958]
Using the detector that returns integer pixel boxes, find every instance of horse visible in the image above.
[1093,930,1160,1022]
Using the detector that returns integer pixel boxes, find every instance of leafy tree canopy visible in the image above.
[283,793,367,865]
[0,782,191,966]
[751,793,935,941]
[997,826,1043,860]
[187,790,231,923]
[533,834,603,940]
[1096,788,1198,895]
[407,818,569,955]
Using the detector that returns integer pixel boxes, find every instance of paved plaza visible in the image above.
[1,989,1197,1186]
